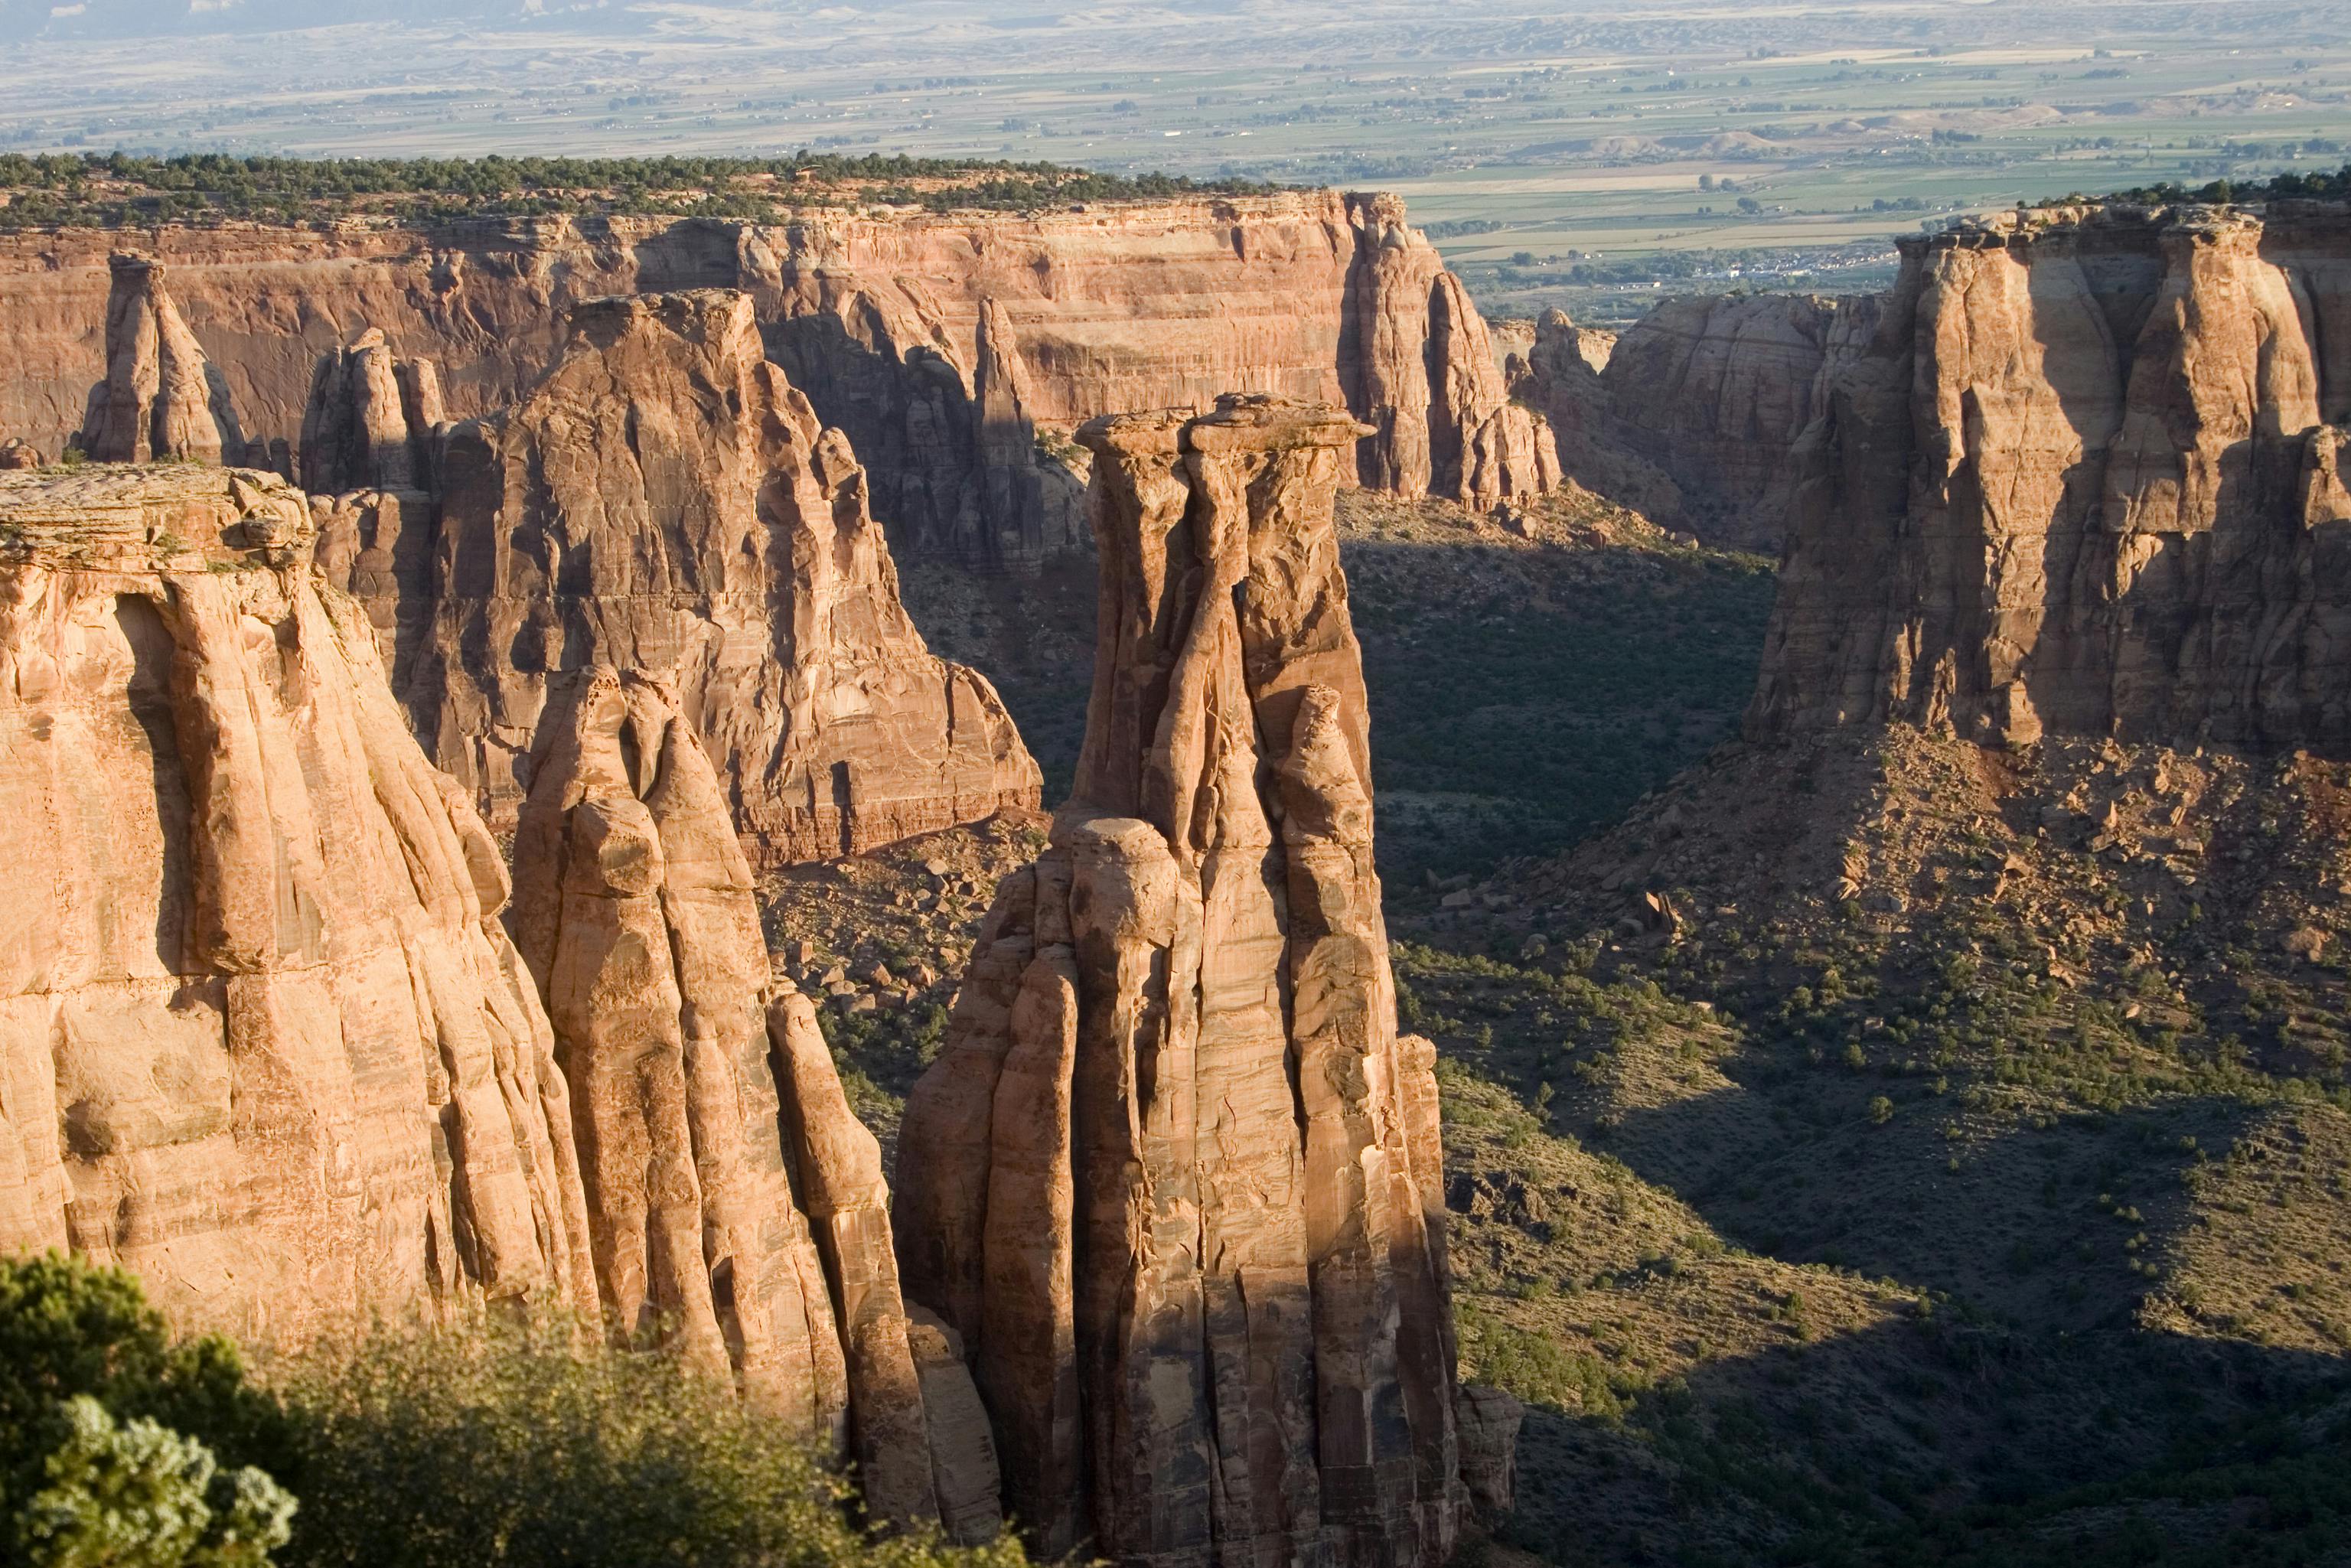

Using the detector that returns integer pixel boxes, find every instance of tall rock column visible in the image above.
[77,253,249,466]
[510,665,999,1537]
[303,330,446,702]
[1341,195,1559,511]
[1342,195,1443,497]
[895,394,1477,1568]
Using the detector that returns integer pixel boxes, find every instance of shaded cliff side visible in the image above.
[0,192,1555,566]
[308,288,1041,860]
[1512,292,1864,553]
[1750,200,2351,749]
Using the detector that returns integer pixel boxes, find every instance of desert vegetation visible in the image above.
[0,151,1273,228]
[0,1253,1026,1568]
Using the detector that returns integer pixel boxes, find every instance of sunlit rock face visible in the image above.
[304,288,1041,861]
[0,462,1003,1542]
[895,395,1487,1567]
[77,253,253,468]
[2,194,1556,567]
[0,463,600,1339]
[1750,201,2351,751]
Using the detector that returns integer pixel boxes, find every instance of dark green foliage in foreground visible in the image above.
[0,1253,1022,1568]
[0,1253,293,1568]
[0,151,1278,229]
[272,1316,1026,1568]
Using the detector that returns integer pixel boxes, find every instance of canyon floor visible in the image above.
[771,491,2351,1566]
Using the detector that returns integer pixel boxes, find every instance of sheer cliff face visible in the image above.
[892,396,1475,1567]
[1752,202,2351,749]
[0,194,1554,565]
[1515,292,1863,551]
[318,288,1039,860]
[0,465,599,1338]
[0,466,1002,1538]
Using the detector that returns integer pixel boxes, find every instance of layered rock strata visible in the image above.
[1751,201,2351,748]
[75,253,253,468]
[510,666,997,1534]
[0,464,600,1340]
[894,395,1480,1566]
[0,194,1554,566]
[1511,293,1863,551]
[308,289,1039,859]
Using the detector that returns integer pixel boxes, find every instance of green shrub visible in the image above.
[272,1313,1026,1568]
[1,1255,1022,1568]
[18,1396,293,1568]
[0,1253,292,1568]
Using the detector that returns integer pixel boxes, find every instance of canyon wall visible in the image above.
[893,394,1495,1566]
[1512,292,1864,552]
[309,287,1040,858]
[1749,200,2351,750]
[0,465,599,1341]
[0,461,999,1539]
[0,191,1554,566]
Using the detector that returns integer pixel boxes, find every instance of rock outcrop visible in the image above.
[1512,293,1861,551]
[0,469,1000,1535]
[510,666,996,1533]
[75,253,250,467]
[1,194,1555,566]
[1344,194,1560,509]
[0,463,600,1339]
[308,289,1040,859]
[1750,201,2351,749]
[299,327,444,496]
[894,395,1488,1566]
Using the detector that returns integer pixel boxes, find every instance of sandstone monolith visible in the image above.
[511,667,853,1437]
[300,327,442,495]
[1749,201,2351,749]
[895,394,1485,1566]
[77,253,248,465]
[510,666,995,1534]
